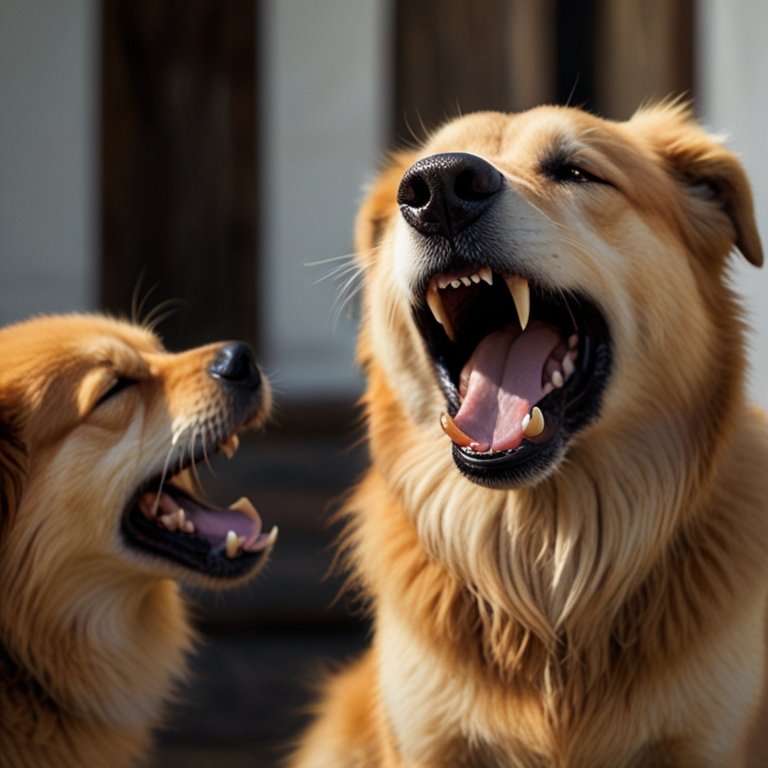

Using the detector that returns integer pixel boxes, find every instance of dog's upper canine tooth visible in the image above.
[219,434,240,460]
[522,406,545,438]
[505,275,530,331]
[426,286,456,341]
[478,266,493,286]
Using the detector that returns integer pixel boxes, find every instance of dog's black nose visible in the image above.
[397,152,503,237]
[209,342,261,389]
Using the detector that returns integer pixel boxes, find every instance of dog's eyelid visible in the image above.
[546,161,606,185]
[93,375,137,409]
[540,148,607,186]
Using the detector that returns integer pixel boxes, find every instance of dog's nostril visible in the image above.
[399,175,432,208]
[398,152,503,237]
[209,342,261,389]
[454,166,501,201]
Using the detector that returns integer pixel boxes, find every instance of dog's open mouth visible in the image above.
[415,267,612,486]
[121,434,277,579]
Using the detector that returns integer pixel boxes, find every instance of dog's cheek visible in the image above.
[366,267,441,427]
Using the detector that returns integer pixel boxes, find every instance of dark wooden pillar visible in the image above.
[100,0,258,351]
[594,0,694,119]
[392,0,694,141]
[392,0,557,146]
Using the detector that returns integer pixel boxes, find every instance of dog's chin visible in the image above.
[413,266,613,489]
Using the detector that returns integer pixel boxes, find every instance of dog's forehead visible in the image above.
[421,107,626,164]
[0,315,162,388]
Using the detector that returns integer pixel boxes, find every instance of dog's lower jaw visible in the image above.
[0,572,193,768]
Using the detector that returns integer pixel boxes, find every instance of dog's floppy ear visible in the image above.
[355,151,419,254]
[631,102,763,267]
[0,413,26,533]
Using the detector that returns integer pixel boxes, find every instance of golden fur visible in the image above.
[291,104,768,767]
[0,314,273,767]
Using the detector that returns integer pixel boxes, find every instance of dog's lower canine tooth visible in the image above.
[426,287,456,341]
[523,406,545,438]
[563,354,576,377]
[552,370,564,388]
[505,275,530,331]
[440,413,474,447]
[225,530,241,558]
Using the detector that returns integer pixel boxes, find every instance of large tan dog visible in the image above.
[0,314,276,767]
[291,104,768,767]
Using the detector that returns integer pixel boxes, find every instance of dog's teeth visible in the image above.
[139,494,157,519]
[440,413,474,447]
[568,334,579,350]
[450,279,461,288]
[478,266,493,286]
[228,496,257,515]
[225,530,242,558]
[176,509,187,528]
[426,287,456,341]
[160,514,177,531]
[543,382,554,395]
[460,276,472,286]
[219,434,240,459]
[504,275,530,331]
[552,370,564,388]
[563,353,576,378]
[182,520,196,534]
[470,273,481,284]
[522,406,545,438]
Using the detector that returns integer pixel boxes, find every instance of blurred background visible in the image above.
[1,1,766,766]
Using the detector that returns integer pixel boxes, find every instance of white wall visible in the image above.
[699,0,768,406]
[260,0,386,398]
[0,0,96,324]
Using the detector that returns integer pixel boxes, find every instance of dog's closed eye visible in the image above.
[94,376,137,409]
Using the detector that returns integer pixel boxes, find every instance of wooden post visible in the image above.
[100,0,258,350]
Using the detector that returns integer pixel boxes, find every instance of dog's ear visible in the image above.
[631,102,763,268]
[0,413,26,533]
[355,151,419,254]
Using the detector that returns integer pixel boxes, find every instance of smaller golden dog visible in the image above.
[0,314,276,767]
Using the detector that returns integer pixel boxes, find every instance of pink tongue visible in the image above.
[151,491,262,548]
[453,322,561,453]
